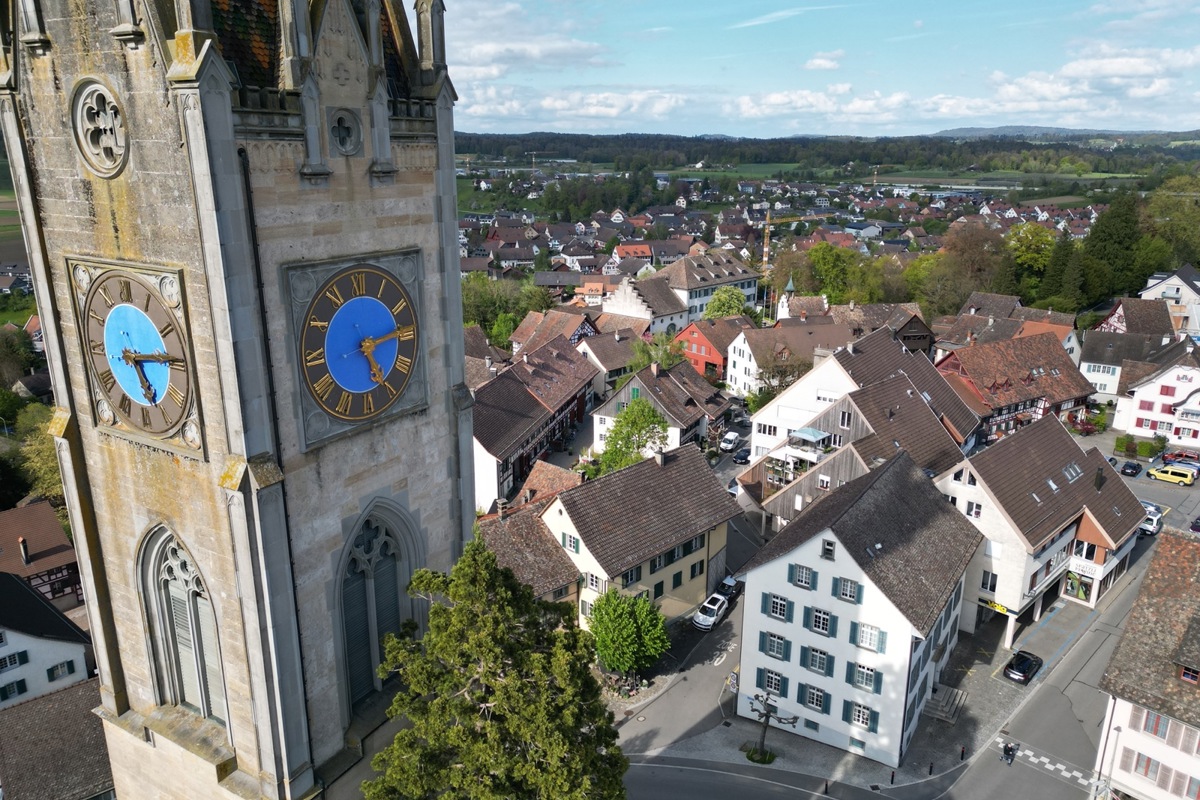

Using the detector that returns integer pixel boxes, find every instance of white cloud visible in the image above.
[1127,78,1172,98]
[537,90,688,121]
[729,9,805,29]
[805,49,844,70]
[446,0,608,81]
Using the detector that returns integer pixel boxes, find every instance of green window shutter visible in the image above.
[800,645,810,668]
[46,667,55,681]
[755,668,765,690]
[873,670,883,695]
[785,600,795,623]
[856,583,865,604]
[821,691,831,715]
[878,631,888,654]
[802,606,812,631]
[16,651,28,665]
[758,632,768,654]
[761,592,770,614]
[782,639,792,662]
[825,655,835,678]
[845,661,855,685]
[869,710,880,734]
[811,570,819,591]
[0,684,8,701]
[631,387,640,399]
[842,700,852,723]
[653,581,663,599]
[573,538,579,554]
[561,532,567,548]
[849,621,859,645]
[779,676,789,700]
[828,614,839,639]
[831,577,841,598]
[672,571,682,589]
[787,564,796,584]
[66,660,75,675]
[797,682,807,704]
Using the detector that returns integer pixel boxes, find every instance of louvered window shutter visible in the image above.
[343,566,373,705]
[168,581,200,712]
[374,553,402,652]
[195,595,227,724]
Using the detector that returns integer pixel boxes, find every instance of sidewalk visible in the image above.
[621,573,1130,798]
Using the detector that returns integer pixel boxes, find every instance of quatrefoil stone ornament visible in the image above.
[72,81,129,178]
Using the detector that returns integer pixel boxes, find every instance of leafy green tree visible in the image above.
[703,285,748,319]
[366,539,627,800]
[1039,233,1074,301]
[1145,175,1200,265]
[0,387,28,431]
[1132,235,1176,281]
[1004,222,1056,281]
[598,397,668,475]
[489,312,520,351]
[1084,193,1143,294]
[534,248,552,272]
[0,329,35,388]
[588,589,670,676]
[619,333,684,388]
[16,403,62,507]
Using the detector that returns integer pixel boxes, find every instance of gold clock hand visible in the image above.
[359,337,386,384]
[122,349,157,403]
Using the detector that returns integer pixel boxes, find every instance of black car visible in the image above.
[1107,456,1118,467]
[1120,461,1143,477]
[733,448,751,464]
[1190,517,1200,534]
[1003,650,1043,684]
[715,575,743,600]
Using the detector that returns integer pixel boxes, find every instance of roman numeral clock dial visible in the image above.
[81,270,194,439]
[300,266,419,422]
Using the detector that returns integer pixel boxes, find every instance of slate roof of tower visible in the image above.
[555,447,739,576]
[741,453,982,636]
[211,0,280,89]
[1099,528,1200,728]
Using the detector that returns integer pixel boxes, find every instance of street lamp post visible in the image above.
[1096,725,1123,800]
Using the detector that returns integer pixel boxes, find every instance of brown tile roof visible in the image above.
[968,415,1142,550]
[937,314,1023,348]
[508,336,599,413]
[1118,337,1200,393]
[0,678,113,800]
[478,500,579,597]
[577,329,638,372]
[959,292,1021,319]
[742,453,982,636]
[1114,298,1174,336]
[681,316,756,355]
[835,327,981,444]
[653,252,755,291]
[0,502,74,579]
[1117,359,1161,396]
[631,275,687,316]
[593,313,651,339]
[1009,306,1076,327]
[785,294,830,318]
[828,302,921,333]
[512,460,584,507]
[1079,330,1174,367]
[1099,528,1200,727]
[849,375,965,477]
[511,309,597,355]
[617,362,731,429]
[472,371,552,461]
[743,321,856,370]
[939,332,1093,410]
[556,447,740,576]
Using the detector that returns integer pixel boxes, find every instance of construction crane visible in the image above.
[760,209,812,272]
[524,151,550,170]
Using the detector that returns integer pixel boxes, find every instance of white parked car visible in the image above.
[1139,500,1163,535]
[719,431,740,452]
[692,593,729,631]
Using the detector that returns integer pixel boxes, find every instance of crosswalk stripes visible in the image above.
[993,736,1097,788]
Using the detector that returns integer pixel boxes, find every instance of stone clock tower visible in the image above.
[0,0,472,795]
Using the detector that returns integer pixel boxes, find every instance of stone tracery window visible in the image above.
[144,530,227,725]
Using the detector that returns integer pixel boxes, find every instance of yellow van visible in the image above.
[1148,465,1197,486]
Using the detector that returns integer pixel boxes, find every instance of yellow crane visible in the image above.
[760,210,812,272]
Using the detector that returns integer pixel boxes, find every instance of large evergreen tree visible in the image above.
[1084,193,1143,295]
[366,539,627,800]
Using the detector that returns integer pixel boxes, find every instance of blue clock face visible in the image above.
[104,305,169,404]
[83,271,192,436]
[300,266,419,421]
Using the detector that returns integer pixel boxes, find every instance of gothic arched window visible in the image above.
[342,517,413,707]
[143,531,227,725]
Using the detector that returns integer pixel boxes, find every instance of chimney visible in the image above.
[988,316,994,327]
[497,498,509,520]
[846,340,855,355]
[522,489,533,504]
[485,355,492,369]
[653,449,665,466]
[651,362,659,377]
[800,310,807,322]
[18,536,29,565]
[523,353,528,364]
[614,330,620,342]
[849,300,855,310]
[1093,467,1105,492]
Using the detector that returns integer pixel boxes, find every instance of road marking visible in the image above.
[628,761,841,797]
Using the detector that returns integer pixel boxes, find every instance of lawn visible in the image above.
[0,295,35,326]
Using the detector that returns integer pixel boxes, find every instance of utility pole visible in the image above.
[748,691,799,756]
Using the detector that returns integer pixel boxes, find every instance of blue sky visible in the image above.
[437,0,1200,137]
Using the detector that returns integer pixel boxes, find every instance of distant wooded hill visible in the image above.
[455,130,1200,181]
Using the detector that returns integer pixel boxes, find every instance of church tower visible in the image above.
[0,0,472,795]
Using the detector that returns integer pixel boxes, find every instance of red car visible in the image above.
[1164,450,1200,464]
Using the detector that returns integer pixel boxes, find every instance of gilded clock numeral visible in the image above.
[166,383,185,407]
[395,325,415,342]
[170,358,186,373]
[141,406,152,427]
[335,391,353,416]
[362,393,375,416]
[89,339,105,356]
[98,369,117,392]
[350,272,366,297]
[308,315,329,331]
[118,395,132,417]
[159,405,175,426]
[89,309,105,325]
[98,286,114,308]
[382,380,398,399]
[312,373,335,401]
[394,354,413,374]
[325,285,345,309]
[119,279,132,304]
[377,279,387,299]
[159,321,175,338]
[305,347,326,367]
[390,296,408,316]
[144,292,153,313]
